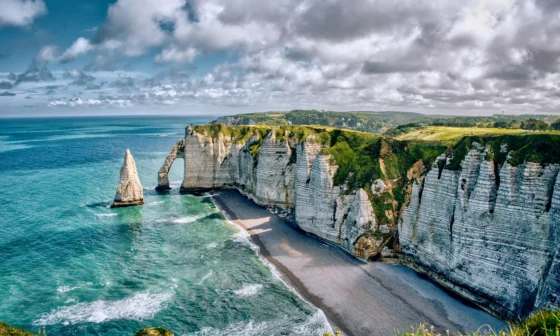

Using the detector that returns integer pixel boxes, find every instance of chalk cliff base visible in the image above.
[212,189,505,336]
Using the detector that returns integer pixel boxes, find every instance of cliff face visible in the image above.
[158,125,560,318]
[399,144,560,318]
[158,125,382,257]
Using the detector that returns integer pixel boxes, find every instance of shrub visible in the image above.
[0,322,37,336]
[134,327,174,336]
[397,308,560,336]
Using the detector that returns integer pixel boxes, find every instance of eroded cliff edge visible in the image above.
[158,125,560,319]
[399,137,560,319]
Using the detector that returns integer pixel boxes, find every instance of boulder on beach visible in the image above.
[111,149,144,208]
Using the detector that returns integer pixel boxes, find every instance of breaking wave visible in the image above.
[95,213,117,217]
[171,215,204,224]
[233,284,263,297]
[187,311,332,336]
[56,286,79,293]
[33,291,172,326]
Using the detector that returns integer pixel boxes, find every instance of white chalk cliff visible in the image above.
[112,149,144,208]
[158,125,560,318]
[158,126,381,258]
[399,144,560,318]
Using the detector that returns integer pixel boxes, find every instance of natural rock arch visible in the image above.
[156,138,185,190]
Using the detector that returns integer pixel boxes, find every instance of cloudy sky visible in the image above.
[0,0,559,116]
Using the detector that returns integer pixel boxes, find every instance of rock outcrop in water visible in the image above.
[158,125,560,318]
[111,149,144,208]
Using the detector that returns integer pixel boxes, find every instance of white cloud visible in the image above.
[93,0,185,56]
[26,0,560,112]
[36,45,59,62]
[156,46,198,63]
[59,38,93,62]
[36,38,94,63]
[0,0,46,27]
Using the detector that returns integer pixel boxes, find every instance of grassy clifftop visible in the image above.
[211,110,560,135]
[191,124,560,243]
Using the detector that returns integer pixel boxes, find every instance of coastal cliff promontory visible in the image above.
[158,124,560,319]
[112,149,144,208]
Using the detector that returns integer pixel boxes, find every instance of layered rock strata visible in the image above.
[111,149,144,208]
[399,144,560,318]
[158,126,380,257]
[159,125,560,318]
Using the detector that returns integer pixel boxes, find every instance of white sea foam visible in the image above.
[206,242,218,249]
[171,215,203,224]
[208,194,334,333]
[95,213,117,217]
[57,286,78,293]
[233,283,263,297]
[189,320,271,336]
[291,310,333,335]
[0,142,32,153]
[197,271,213,285]
[187,311,332,336]
[147,201,164,206]
[33,291,172,326]
[169,180,183,189]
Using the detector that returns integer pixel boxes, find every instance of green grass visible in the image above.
[397,309,560,336]
[189,124,560,239]
[395,127,543,143]
[0,322,37,336]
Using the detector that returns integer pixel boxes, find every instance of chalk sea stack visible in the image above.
[111,149,144,208]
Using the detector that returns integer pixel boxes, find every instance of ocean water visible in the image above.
[0,116,331,335]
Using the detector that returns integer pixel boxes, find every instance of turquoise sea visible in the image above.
[0,116,331,335]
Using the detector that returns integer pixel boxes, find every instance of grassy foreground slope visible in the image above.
[0,322,37,336]
[322,308,560,335]
[3,308,558,335]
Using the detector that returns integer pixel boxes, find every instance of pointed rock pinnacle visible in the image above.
[111,149,144,208]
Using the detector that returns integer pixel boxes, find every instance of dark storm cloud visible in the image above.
[0,91,16,96]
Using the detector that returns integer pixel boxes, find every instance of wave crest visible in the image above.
[33,291,172,326]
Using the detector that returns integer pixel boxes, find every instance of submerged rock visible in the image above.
[111,149,144,208]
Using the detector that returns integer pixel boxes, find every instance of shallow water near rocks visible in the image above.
[0,116,331,335]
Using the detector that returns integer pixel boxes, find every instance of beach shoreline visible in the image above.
[211,191,350,335]
[210,189,506,336]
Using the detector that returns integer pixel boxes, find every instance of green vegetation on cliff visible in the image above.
[398,308,560,336]
[395,126,535,143]
[212,110,426,133]
[212,110,560,135]
[191,124,560,239]
[0,322,37,336]
[440,133,560,170]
